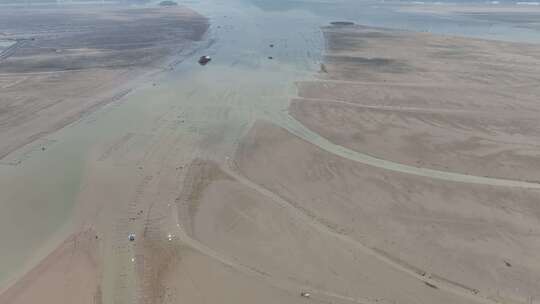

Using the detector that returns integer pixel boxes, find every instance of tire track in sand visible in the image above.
[272,113,540,189]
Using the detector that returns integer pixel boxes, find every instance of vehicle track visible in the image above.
[272,112,540,189]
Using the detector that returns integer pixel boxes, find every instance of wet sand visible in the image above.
[0,7,208,161]
[292,25,540,181]
[2,2,540,304]
[398,3,540,33]
[149,23,540,304]
[228,24,540,304]
[0,229,101,304]
[0,5,209,303]
[235,121,540,304]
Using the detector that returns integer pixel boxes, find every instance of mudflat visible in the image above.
[0,5,209,304]
[235,121,540,304]
[230,25,540,303]
[292,24,540,181]
[0,7,208,161]
[399,4,540,31]
[2,4,540,304]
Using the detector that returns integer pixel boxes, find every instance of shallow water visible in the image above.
[0,40,15,49]
[1,0,540,295]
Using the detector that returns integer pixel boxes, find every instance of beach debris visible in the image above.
[198,55,211,65]
[167,233,174,241]
[504,260,512,267]
[268,56,273,60]
[269,44,274,48]
[128,233,136,242]
[300,292,311,298]
[424,281,438,289]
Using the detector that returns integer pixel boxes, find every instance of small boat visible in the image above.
[198,55,211,65]
[300,292,311,298]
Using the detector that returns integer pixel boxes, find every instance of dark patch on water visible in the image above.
[325,55,411,77]
[330,21,355,26]
[357,31,396,38]
[330,56,398,67]
[326,33,365,51]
